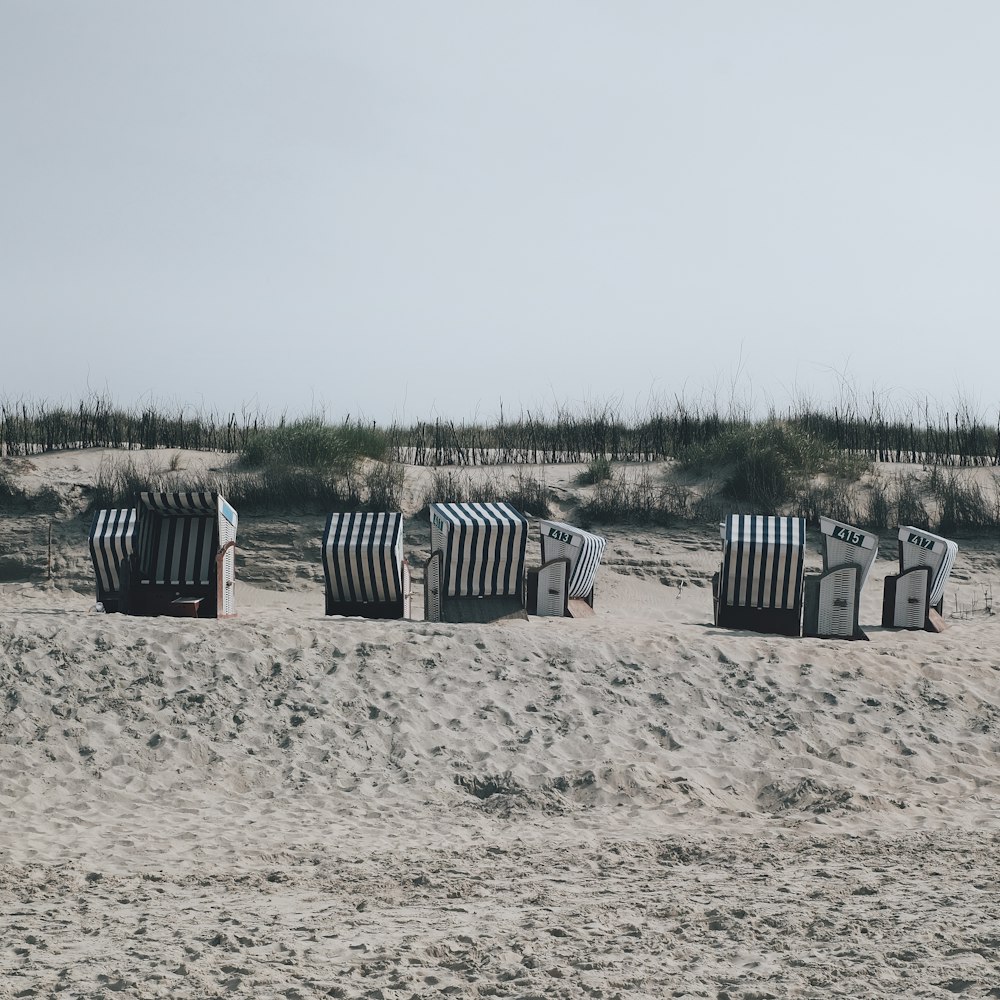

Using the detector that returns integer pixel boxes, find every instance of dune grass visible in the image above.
[579,471,694,527]
[86,452,403,515]
[237,417,388,473]
[6,393,1000,532]
[675,420,872,512]
[6,392,1000,469]
[421,470,553,519]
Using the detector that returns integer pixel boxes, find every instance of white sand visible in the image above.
[2,449,1000,998]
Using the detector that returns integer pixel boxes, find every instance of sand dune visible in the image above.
[2,449,1000,997]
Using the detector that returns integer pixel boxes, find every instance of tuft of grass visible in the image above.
[0,464,18,505]
[87,452,402,514]
[421,470,552,518]
[89,455,163,511]
[891,472,931,530]
[795,482,859,527]
[580,471,692,526]
[238,417,387,474]
[928,467,1000,534]
[358,462,404,513]
[863,478,891,531]
[228,417,395,514]
[577,456,612,486]
[504,471,554,518]
[677,420,849,511]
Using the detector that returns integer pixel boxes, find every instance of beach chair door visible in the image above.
[817,565,860,638]
[424,551,442,623]
[534,559,569,617]
[883,566,931,629]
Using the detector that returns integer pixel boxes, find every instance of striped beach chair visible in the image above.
[88,507,137,612]
[322,512,410,619]
[527,519,607,617]
[881,525,958,631]
[120,492,238,618]
[425,502,528,623]
[803,517,878,639]
[712,514,805,636]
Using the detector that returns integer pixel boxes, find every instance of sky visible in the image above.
[2,2,999,425]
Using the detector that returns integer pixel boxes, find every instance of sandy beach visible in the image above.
[2,449,1000,998]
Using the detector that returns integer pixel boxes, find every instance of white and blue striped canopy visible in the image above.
[430,501,528,599]
[89,507,137,597]
[721,514,805,611]
[538,519,606,600]
[322,512,404,604]
[134,491,233,587]
[897,525,958,607]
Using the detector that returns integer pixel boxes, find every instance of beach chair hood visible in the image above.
[322,511,404,605]
[897,525,958,608]
[721,514,805,611]
[538,519,606,600]
[819,516,878,589]
[430,501,528,599]
[134,492,236,588]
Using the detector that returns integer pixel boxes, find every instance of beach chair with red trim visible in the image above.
[120,492,238,618]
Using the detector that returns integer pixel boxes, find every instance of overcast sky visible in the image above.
[2,2,998,424]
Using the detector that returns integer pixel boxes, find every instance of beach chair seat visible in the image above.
[425,502,528,623]
[322,511,410,619]
[122,492,238,618]
[881,526,958,631]
[803,517,878,639]
[713,514,805,637]
[88,507,137,612]
[527,519,607,617]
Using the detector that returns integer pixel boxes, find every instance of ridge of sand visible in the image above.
[2,448,1000,997]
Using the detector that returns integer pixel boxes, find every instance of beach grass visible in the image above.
[6,393,1000,531]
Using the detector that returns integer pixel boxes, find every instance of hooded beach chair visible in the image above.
[322,511,411,619]
[120,492,238,618]
[527,519,607,617]
[881,525,958,631]
[425,502,528,623]
[712,514,805,636]
[88,507,137,613]
[803,516,879,640]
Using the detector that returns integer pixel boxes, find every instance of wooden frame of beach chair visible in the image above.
[712,514,805,637]
[120,492,238,619]
[88,507,137,613]
[527,519,607,618]
[881,526,958,632]
[424,502,528,623]
[322,512,411,620]
[802,516,878,640]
